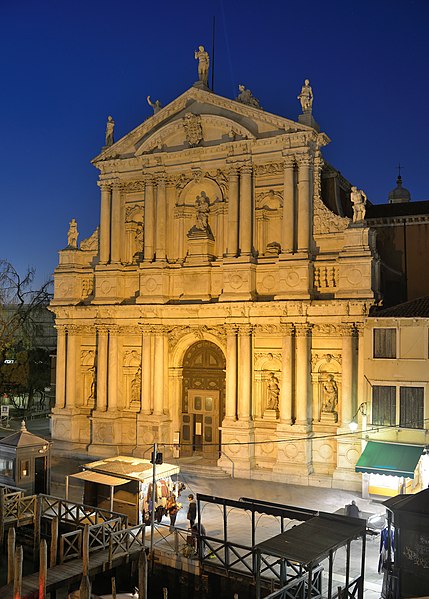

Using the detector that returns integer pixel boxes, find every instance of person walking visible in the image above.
[187,494,197,528]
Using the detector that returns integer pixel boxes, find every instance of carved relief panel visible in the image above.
[123,348,142,411]
[80,349,96,409]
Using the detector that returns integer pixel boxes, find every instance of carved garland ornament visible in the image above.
[313,153,350,234]
[80,227,99,252]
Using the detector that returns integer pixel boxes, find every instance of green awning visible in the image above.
[355,441,423,479]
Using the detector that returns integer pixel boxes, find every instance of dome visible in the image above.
[388,175,411,203]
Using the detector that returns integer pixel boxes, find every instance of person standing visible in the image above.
[167,493,179,529]
[187,494,197,528]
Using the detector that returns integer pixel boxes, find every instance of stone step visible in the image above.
[179,463,231,479]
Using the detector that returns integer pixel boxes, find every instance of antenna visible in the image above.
[211,15,216,91]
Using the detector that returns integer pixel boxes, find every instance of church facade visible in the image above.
[50,55,380,489]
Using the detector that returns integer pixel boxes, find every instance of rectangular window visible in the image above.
[372,386,396,426]
[400,387,424,429]
[373,329,397,358]
[20,460,30,478]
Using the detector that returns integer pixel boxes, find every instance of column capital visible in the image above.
[295,323,312,337]
[296,154,313,168]
[142,174,154,186]
[227,165,240,178]
[340,323,357,337]
[155,172,167,186]
[238,323,253,336]
[240,164,253,176]
[97,180,112,191]
[282,155,296,169]
[224,323,239,336]
[279,323,294,335]
[55,325,67,336]
[95,324,109,335]
[111,180,121,190]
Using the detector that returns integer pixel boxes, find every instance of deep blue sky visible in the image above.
[1,0,428,286]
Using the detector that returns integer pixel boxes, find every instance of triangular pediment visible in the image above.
[92,86,326,164]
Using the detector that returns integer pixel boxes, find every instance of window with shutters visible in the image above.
[373,328,397,358]
[400,386,424,429]
[372,385,396,426]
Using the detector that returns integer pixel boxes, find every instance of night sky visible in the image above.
[1,0,428,287]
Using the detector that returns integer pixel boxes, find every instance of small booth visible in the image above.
[67,455,181,525]
[355,441,425,497]
[381,488,429,599]
[0,420,51,494]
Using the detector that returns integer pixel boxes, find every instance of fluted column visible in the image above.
[341,325,354,424]
[295,324,311,424]
[153,329,165,415]
[297,156,312,253]
[65,327,77,409]
[55,326,66,409]
[282,157,295,253]
[238,325,252,420]
[239,165,253,256]
[107,327,118,411]
[226,166,239,257]
[225,325,238,420]
[143,177,155,262]
[110,182,121,263]
[155,175,166,261]
[141,326,152,415]
[99,183,111,263]
[96,326,108,412]
[279,324,294,423]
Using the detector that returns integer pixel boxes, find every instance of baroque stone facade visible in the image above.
[50,77,380,490]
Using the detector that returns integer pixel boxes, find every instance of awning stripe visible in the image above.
[355,441,423,479]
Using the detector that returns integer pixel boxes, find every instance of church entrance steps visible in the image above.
[177,461,231,479]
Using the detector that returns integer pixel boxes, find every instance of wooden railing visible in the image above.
[2,492,36,523]
[38,494,128,529]
[108,524,145,561]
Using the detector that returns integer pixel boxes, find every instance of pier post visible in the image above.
[14,544,23,599]
[7,527,15,584]
[39,538,47,599]
[50,517,59,566]
[138,548,148,599]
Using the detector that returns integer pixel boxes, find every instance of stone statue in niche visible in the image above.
[267,372,280,410]
[194,45,209,86]
[236,84,262,109]
[321,374,338,413]
[297,79,313,113]
[105,115,115,146]
[133,222,144,262]
[67,218,78,248]
[147,95,162,114]
[350,186,367,223]
[195,191,210,231]
[131,366,141,405]
[88,365,96,402]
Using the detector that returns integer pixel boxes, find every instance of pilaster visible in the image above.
[143,176,154,262]
[98,182,111,264]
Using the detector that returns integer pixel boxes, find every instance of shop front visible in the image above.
[356,441,426,498]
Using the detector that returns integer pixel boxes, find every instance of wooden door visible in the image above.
[186,389,219,460]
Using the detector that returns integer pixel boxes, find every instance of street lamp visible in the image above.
[349,402,367,432]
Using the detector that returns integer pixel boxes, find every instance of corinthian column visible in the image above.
[55,326,66,409]
[341,325,355,424]
[279,324,294,423]
[141,326,152,415]
[281,157,295,254]
[107,327,118,411]
[110,182,121,263]
[153,329,165,415]
[238,325,252,420]
[295,324,311,424]
[96,326,108,412]
[297,156,312,253]
[99,183,111,264]
[226,166,239,257]
[155,175,166,261]
[239,165,253,257]
[225,325,238,420]
[143,177,155,262]
[65,327,78,409]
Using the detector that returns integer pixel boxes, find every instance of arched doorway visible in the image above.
[181,341,225,461]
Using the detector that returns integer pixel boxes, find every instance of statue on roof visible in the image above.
[147,96,162,114]
[195,45,209,86]
[297,79,313,113]
[350,186,367,223]
[67,218,78,248]
[236,85,262,109]
[105,115,115,147]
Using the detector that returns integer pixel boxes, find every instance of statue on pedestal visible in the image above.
[131,366,141,405]
[297,79,313,113]
[236,85,262,109]
[67,218,78,248]
[105,115,115,147]
[194,191,210,231]
[267,372,280,410]
[321,374,338,413]
[147,96,162,114]
[351,186,367,223]
[195,45,209,86]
